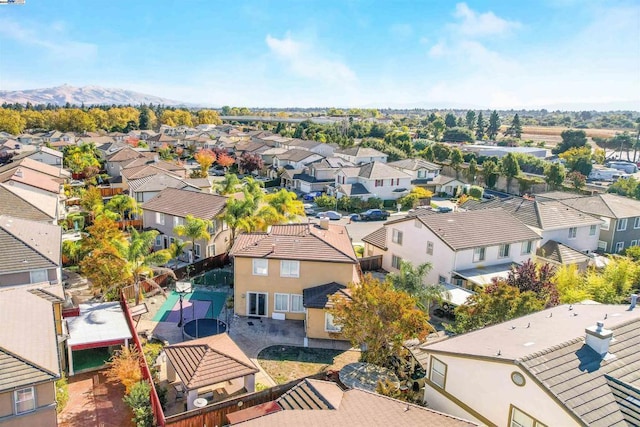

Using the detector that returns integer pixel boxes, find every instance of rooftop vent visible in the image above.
[585,321,613,357]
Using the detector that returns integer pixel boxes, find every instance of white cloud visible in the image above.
[389,23,413,40]
[452,3,521,37]
[428,40,446,57]
[265,33,356,85]
[0,18,97,60]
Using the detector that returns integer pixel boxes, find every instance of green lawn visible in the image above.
[257,345,360,384]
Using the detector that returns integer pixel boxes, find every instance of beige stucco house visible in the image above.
[229,222,359,341]
[412,303,640,427]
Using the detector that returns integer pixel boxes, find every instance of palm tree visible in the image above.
[105,195,140,229]
[168,239,187,267]
[214,173,241,195]
[218,197,257,247]
[173,215,212,261]
[118,228,172,305]
[241,176,265,202]
[265,189,304,221]
[386,260,449,311]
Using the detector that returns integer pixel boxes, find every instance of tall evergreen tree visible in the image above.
[487,110,500,140]
[504,113,523,139]
[476,112,486,140]
[465,110,476,131]
[444,113,457,128]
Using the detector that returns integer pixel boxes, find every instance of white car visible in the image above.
[316,211,342,220]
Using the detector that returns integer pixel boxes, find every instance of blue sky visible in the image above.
[0,0,638,110]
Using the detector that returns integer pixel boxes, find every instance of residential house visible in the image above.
[227,378,477,426]
[272,149,324,171]
[146,133,180,150]
[280,157,353,194]
[426,175,467,197]
[413,303,640,427]
[0,164,64,198]
[0,216,62,287]
[280,139,337,158]
[104,146,152,178]
[0,140,36,157]
[229,222,359,341]
[544,193,640,254]
[21,146,64,167]
[463,196,603,255]
[0,183,61,224]
[0,285,64,427]
[142,188,229,259]
[163,333,258,411]
[388,158,441,186]
[380,209,541,290]
[332,161,412,201]
[334,146,388,165]
[128,173,202,204]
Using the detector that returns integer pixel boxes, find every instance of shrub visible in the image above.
[468,185,484,200]
[365,197,383,209]
[314,194,337,208]
[123,381,153,427]
[106,346,143,394]
[55,374,69,413]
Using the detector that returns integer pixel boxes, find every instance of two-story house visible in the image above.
[388,158,441,186]
[379,209,541,290]
[281,139,337,158]
[273,149,325,171]
[412,303,640,427]
[0,216,62,287]
[548,193,640,254]
[128,172,202,204]
[229,222,359,342]
[280,157,354,194]
[0,284,65,427]
[0,184,61,224]
[463,196,603,268]
[142,188,229,260]
[332,162,412,201]
[334,147,388,165]
[22,146,64,167]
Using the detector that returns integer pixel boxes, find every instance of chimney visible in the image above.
[319,218,330,230]
[585,321,613,356]
[631,294,638,310]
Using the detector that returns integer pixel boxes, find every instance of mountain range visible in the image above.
[0,85,189,107]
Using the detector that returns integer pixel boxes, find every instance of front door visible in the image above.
[247,292,267,316]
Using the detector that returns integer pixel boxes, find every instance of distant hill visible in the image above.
[0,84,189,107]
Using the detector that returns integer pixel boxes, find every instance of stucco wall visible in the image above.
[0,268,58,287]
[233,257,357,320]
[422,354,577,427]
[0,382,57,427]
[541,224,600,252]
[305,308,348,340]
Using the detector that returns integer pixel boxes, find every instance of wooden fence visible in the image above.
[99,186,123,198]
[173,254,229,280]
[359,255,383,271]
[165,373,326,427]
[121,273,171,300]
[119,293,166,426]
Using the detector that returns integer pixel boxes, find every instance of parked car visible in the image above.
[358,209,390,221]
[436,207,453,213]
[303,203,316,215]
[303,191,323,201]
[316,210,342,220]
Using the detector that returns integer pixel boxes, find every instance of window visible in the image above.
[207,244,215,257]
[155,212,165,225]
[473,247,485,262]
[617,218,628,231]
[325,312,341,332]
[392,229,403,245]
[194,243,201,258]
[635,217,640,229]
[14,387,35,414]
[135,192,144,203]
[598,240,608,251]
[280,260,300,278]
[615,242,624,253]
[274,293,289,312]
[630,240,638,247]
[438,276,446,284]
[426,241,434,255]
[589,225,597,236]
[454,278,464,287]
[429,357,447,389]
[509,405,547,427]
[601,217,610,231]
[291,294,304,313]
[391,255,402,269]
[252,259,268,276]
[568,227,577,239]
[155,236,162,246]
[173,216,184,227]
[208,222,216,235]
[499,243,510,258]
[29,269,48,284]
[521,240,533,255]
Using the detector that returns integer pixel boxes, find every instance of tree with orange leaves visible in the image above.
[216,152,235,170]
[193,149,216,177]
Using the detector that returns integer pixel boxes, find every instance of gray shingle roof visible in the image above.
[303,282,350,309]
[387,208,540,251]
[521,316,640,426]
[388,158,440,171]
[142,188,227,219]
[537,240,591,265]
[0,215,61,273]
[358,162,412,179]
[561,194,640,219]
[362,227,387,250]
[335,147,387,158]
[276,149,320,162]
[336,183,370,196]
